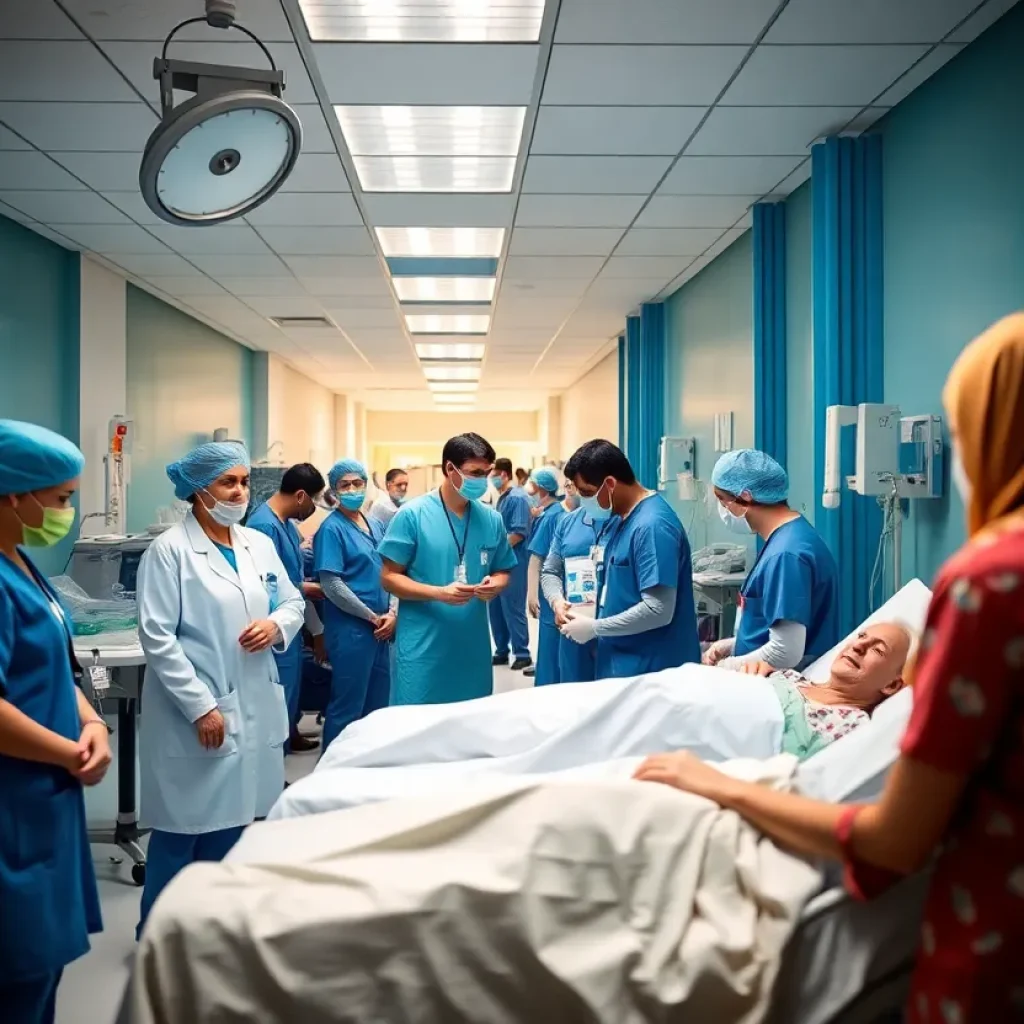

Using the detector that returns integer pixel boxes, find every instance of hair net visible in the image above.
[0,420,85,496]
[328,458,368,490]
[711,449,789,504]
[530,467,564,498]
[166,441,250,502]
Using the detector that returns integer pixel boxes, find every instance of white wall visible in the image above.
[78,256,126,530]
[559,351,619,458]
[264,355,336,472]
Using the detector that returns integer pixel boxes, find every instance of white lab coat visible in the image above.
[136,513,306,834]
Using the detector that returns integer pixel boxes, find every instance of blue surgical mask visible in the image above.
[454,467,489,502]
[718,502,753,535]
[489,475,504,491]
[339,491,366,511]
[579,482,612,522]
[526,491,540,508]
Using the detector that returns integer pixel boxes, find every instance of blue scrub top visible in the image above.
[496,486,532,566]
[0,551,102,982]
[526,502,565,625]
[734,515,839,667]
[247,501,304,588]
[597,493,700,676]
[314,511,389,621]
[379,491,517,705]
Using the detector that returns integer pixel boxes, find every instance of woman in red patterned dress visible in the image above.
[634,313,1024,1022]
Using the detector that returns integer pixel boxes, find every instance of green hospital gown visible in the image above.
[379,491,517,706]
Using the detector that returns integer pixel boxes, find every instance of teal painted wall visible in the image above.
[125,285,253,532]
[879,1,1024,585]
[783,182,814,523]
[0,215,80,574]
[665,231,755,552]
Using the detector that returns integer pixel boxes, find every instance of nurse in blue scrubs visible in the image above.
[703,449,839,671]
[523,468,565,685]
[560,440,701,679]
[0,421,108,1023]
[314,459,393,750]
[247,462,328,753]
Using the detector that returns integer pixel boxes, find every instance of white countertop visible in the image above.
[73,631,146,667]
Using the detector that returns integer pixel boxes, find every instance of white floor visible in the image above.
[58,622,537,1024]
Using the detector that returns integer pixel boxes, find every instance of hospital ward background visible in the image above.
[1,0,1023,1022]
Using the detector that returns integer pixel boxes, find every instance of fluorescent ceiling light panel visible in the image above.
[423,365,482,381]
[299,0,545,42]
[376,227,505,258]
[352,156,514,193]
[416,343,486,360]
[395,277,495,303]
[428,381,478,393]
[406,313,490,335]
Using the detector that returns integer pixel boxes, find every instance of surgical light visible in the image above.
[139,0,302,226]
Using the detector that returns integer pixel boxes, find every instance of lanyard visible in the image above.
[439,489,471,565]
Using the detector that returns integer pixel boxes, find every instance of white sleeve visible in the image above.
[303,599,323,636]
[720,620,807,670]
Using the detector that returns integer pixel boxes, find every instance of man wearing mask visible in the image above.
[488,457,533,672]
[380,434,518,705]
[369,467,409,529]
[247,462,328,753]
[560,439,701,679]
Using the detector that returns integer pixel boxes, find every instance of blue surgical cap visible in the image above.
[328,458,368,490]
[166,441,250,501]
[0,419,85,496]
[530,467,563,498]
[711,449,789,504]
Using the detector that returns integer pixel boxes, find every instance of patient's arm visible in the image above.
[720,620,806,670]
[593,585,675,637]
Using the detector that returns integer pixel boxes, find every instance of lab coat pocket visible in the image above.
[167,691,239,759]
[217,690,242,738]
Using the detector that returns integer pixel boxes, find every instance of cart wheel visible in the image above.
[131,863,146,886]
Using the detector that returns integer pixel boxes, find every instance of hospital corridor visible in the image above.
[1,1,1023,1022]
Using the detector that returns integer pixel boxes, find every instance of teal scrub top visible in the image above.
[378,491,517,705]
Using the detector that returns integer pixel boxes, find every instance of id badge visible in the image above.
[590,544,605,567]
[88,663,111,695]
[455,562,468,584]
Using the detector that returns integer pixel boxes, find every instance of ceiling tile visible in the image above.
[634,194,757,228]
[328,308,404,329]
[765,159,811,198]
[283,255,382,278]
[60,0,294,41]
[99,190,164,225]
[616,227,724,257]
[543,45,747,106]
[219,277,310,297]
[844,107,891,133]
[688,106,865,156]
[522,155,672,194]
[0,0,81,39]
[875,45,965,106]
[0,42,139,101]
[243,295,326,318]
[0,151,88,190]
[504,255,606,279]
[0,123,31,149]
[948,0,1022,43]
[314,43,539,105]
[0,199,33,223]
[766,0,982,43]
[530,106,705,156]
[101,253,203,276]
[143,276,227,297]
[703,226,749,258]
[514,193,646,228]
[508,227,623,257]
[50,152,140,191]
[51,223,168,253]
[603,255,694,279]
[659,156,802,195]
[147,224,272,256]
[292,105,338,154]
[245,191,363,227]
[363,193,514,227]
[0,190,130,224]
[98,41,316,104]
[0,101,155,152]
[499,278,592,297]
[188,253,288,276]
[277,153,351,192]
[258,226,375,256]
[299,276,392,298]
[556,0,782,44]
[723,45,930,105]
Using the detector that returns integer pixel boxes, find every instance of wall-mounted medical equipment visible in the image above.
[69,535,154,601]
[139,0,302,226]
[713,412,734,453]
[822,403,943,599]
[658,436,697,500]
[104,415,132,537]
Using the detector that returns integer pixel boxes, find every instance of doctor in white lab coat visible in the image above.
[135,441,305,936]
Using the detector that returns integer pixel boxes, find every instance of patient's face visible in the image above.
[828,623,910,704]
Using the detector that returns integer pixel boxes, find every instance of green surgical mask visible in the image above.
[20,502,76,548]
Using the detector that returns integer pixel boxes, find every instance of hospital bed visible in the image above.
[119,580,933,1024]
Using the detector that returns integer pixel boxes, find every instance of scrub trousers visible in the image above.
[275,646,303,753]
[1,970,62,1024]
[559,634,598,683]
[534,619,561,685]
[489,560,530,661]
[137,826,244,939]
[322,616,391,752]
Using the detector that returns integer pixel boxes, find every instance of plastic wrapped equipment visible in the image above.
[691,543,748,576]
[49,575,138,637]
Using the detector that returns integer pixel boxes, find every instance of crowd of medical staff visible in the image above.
[1,313,1022,1023]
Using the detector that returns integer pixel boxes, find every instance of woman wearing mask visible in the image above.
[313,459,394,751]
[635,313,1024,1022]
[0,421,109,1022]
[135,441,305,936]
